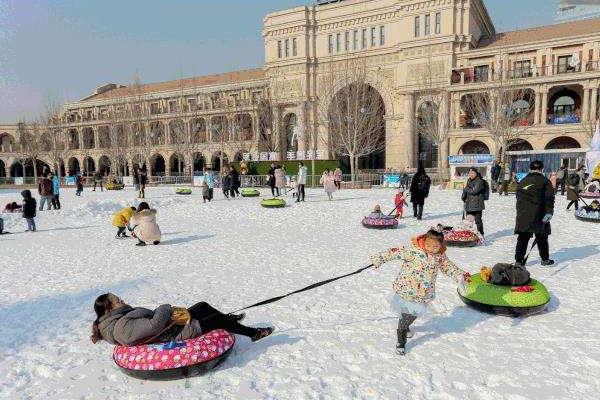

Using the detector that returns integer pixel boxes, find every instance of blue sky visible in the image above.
[0,0,557,122]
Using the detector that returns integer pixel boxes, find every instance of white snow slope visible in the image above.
[0,186,599,400]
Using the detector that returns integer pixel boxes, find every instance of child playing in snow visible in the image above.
[583,200,600,212]
[394,189,408,218]
[21,190,37,232]
[368,204,384,219]
[112,206,136,238]
[201,181,211,203]
[370,229,471,355]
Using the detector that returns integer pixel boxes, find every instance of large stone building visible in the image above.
[1,0,599,178]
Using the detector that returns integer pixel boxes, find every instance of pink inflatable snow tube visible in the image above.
[113,329,235,380]
[362,216,398,229]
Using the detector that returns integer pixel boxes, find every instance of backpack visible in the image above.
[567,172,580,186]
[482,179,490,201]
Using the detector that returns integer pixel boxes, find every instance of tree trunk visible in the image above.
[349,154,356,183]
[33,158,38,184]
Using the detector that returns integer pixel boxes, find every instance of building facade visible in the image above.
[1,0,599,178]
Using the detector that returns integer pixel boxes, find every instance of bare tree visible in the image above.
[461,80,534,164]
[168,75,190,175]
[126,74,153,173]
[315,57,385,181]
[42,97,69,179]
[16,119,46,182]
[413,58,451,179]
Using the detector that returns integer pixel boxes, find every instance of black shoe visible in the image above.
[251,327,273,342]
[396,329,408,355]
[228,312,246,322]
[153,240,160,245]
[136,241,146,247]
[541,259,555,267]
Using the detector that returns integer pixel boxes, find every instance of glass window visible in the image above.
[362,28,367,49]
[370,27,376,47]
[424,14,430,36]
[345,31,350,51]
[328,34,333,54]
[292,38,297,56]
[380,26,385,45]
[277,41,282,58]
[285,39,289,57]
[336,33,341,53]
[435,12,441,34]
[414,16,420,37]
[353,30,359,50]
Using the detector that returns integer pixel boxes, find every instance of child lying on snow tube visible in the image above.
[3,201,22,213]
[91,293,274,379]
[362,205,398,229]
[370,230,471,355]
[580,181,600,199]
[458,265,550,317]
[575,200,600,222]
[438,216,483,247]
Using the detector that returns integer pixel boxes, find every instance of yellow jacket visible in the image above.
[112,207,134,228]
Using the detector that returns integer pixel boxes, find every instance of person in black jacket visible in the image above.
[268,163,276,196]
[514,160,555,267]
[409,164,431,220]
[230,166,240,197]
[221,170,232,199]
[490,160,501,193]
[462,168,486,236]
[21,189,37,232]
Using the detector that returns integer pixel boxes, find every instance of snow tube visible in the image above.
[241,188,260,197]
[362,216,398,229]
[443,229,481,247]
[581,182,600,199]
[458,273,550,317]
[105,183,124,190]
[575,208,600,223]
[175,187,192,195]
[113,329,235,380]
[261,198,286,208]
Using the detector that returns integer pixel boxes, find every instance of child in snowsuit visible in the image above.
[394,189,408,218]
[368,204,384,219]
[21,190,37,232]
[371,229,471,355]
[112,206,136,238]
[583,200,600,212]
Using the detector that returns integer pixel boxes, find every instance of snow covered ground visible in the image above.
[0,185,599,400]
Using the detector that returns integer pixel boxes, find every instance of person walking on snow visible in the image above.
[461,168,486,237]
[409,164,431,220]
[76,174,84,196]
[514,160,555,267]
[93,171,104,192]
[51,173,61,210]
[556,164,568,196]
[371,229,471,355]
[37,173,53,211]
[320,169,336,200]
[333,167,343,190]
[566,165,586,210]
[268,163,277,196]
[490,160,501,193]
[274,165,285,196]
[394,189,408,218]
[296,161,308,202]
[21,189,37,232]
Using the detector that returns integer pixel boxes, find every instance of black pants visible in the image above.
[271,186,279,196]
[558,180,565,195]
[466,211,484,236]
[229,188,236,198]
[500,180,509,195]
[567,200,579,210]
[52,194,61,210]
[297,184,305,201]
[515,232,550,264]
[93,181,103,191]
[116,226,126,236]
[412,202,423,219]
[334,180,341,189]
[188,302,258,338]
[222,188,229,198]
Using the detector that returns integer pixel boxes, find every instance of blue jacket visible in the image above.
[52,176,60,195]
[204,172,214,188]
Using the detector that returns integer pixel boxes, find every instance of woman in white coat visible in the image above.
[130,202,161,246]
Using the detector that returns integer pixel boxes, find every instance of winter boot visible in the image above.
[396,313,417,355]
[153,240,160,245]
[541,259,555,267]
[251,327,274,342]
[228,312,246,322]
[136,240,146,247]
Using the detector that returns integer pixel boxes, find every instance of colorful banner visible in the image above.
[382,174,401,188]
[587,123,600,181]
[448,154,494,165]
[64,176,76,186]
[193,176,205,187]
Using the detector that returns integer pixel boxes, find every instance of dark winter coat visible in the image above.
[515,171,555,235]
[490,263,530,286]
[222,174,232,190]
[462,175,486,212]
[409,172,431,205]
[97,304,202,346]
[230,168,240,189]
[38,177,53,196]
[491,164,501,182]
[21,190,37,219]
[139,171,148,185]
[268,166,276,188]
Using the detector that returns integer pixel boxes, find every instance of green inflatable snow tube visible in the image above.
[458,273,550,317]
[241,188,260,197]
[175,187,192,195]
[260,198,286,208]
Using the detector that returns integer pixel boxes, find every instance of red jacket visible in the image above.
[38,178,53,196]
[395,193,406,209]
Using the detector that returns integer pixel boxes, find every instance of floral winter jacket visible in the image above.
[372,242,466,304]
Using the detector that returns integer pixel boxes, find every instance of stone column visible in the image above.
[582,88,590,123]
[404,93,415,168]
[297,103,307,154]
[93,127,99,149]
[590,87,598,123]
[454,95,461,129]
[541,91,548,125]
[534,91,541,125]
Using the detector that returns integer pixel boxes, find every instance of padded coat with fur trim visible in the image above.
[130,209,161,243]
